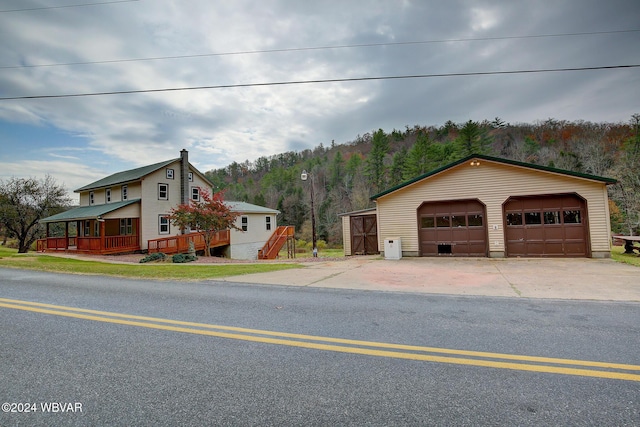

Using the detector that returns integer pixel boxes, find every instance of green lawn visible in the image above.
[610,245,640,267]
[0,247,301,280]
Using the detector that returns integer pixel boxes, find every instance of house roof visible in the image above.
[226,201,280,214]
[75,159,178,192]
[39,199,141,223]
[370,154,617,200]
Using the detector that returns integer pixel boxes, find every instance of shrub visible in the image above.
[172,253,197,263]
[139,252,167,263]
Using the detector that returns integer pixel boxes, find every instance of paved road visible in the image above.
[1,268,639,426]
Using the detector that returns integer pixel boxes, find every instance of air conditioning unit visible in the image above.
[384,237,402,260]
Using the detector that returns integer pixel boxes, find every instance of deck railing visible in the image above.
[37,235,140,254]
[147,230,230,255]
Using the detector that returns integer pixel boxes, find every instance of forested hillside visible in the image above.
[205,116,640,245]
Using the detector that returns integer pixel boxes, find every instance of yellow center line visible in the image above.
[2,297,639,382]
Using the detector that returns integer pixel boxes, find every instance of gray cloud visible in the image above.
[0,0,638,200]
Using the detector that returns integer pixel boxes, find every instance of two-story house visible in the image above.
[38,150,293,260]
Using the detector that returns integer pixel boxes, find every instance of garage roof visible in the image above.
[371,154,617,200]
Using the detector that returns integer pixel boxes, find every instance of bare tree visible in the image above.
[0,175,71,253]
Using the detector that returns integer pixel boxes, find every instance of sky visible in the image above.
[0,0,638,203]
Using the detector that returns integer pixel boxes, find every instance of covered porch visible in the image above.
[38,199,141,255]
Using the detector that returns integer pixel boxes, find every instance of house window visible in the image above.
[89,191,95,205]
[191,187,200,201]
[84,220,90,236]
[266,216,271,231]
[158,183,169,200]
[188,172,193,182]
[241,216,248,231]
[159,215,170,234]
[166,168,174,179]
[106,188,111,203]
[122,185,128,201]
[94,221,99,236]
[120,218,133,235]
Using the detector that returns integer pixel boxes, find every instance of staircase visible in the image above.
[258,226,295,259]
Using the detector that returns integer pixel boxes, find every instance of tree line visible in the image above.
[206,115,640,245]
[1,115,638,253]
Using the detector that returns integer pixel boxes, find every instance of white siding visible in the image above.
[229,213,277,259]
[342,215,351,256]
[139,161,213,250]
[376,160,612,257]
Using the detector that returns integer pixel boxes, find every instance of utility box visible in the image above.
[384,237,402,260]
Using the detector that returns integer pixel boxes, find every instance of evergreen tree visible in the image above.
[365,129,389,192]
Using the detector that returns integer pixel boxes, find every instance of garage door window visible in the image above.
[564,210,582,224]
[421,216,435,228]
[506,213,523,226]
[544,211,561,224]
[468,214,483,227]
[524,212,542,225]
[436,216,450,227]
[452,215,466,227]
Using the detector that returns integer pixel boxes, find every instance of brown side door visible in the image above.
[504,194,589,257]
[350,215,378,255]
[418,199,487,256]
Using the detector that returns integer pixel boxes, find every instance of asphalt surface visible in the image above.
[222,256,640,301]
[1,268,639,426]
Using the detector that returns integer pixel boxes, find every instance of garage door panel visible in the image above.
[418,199,487,257]
[504,194,588,257]
[543,242,564,255]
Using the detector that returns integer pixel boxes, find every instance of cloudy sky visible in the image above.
[0,0,638,202]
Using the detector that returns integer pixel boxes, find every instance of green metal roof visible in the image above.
[75,159,178,192]
[226,201,280,214]
[371,154,617,200]
[40,199,141,223]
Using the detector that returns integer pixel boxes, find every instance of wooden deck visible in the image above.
[37,235,140,255]
[147,230,230,255]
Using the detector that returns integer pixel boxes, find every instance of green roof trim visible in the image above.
[371,154,617,200]
[40,199,141,223]
[75,159,178,192]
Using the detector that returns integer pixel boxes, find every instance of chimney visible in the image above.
[180,149,189,205]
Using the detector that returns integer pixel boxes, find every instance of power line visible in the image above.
[1,64,638,101]
[1,29,638,70]
[0,0,140,13]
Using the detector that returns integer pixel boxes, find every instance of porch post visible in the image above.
[65,221,69,249]
[100,220,106,253]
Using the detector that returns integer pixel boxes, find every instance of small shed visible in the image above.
[339,208,379,256]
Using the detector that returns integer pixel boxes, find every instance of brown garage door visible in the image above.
[350,214,378,255]
[503,194,589,257]
[418,199,487,256]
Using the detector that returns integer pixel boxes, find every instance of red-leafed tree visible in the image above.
[168,188,240,256]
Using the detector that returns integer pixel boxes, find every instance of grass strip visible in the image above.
[0,247,301,280]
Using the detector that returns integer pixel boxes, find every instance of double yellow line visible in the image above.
[2,297,639,382]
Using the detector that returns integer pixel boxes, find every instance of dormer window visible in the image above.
[89,191,95,205]
[122,185,128,201]
[166,168,174,179]
[106,188,111,203]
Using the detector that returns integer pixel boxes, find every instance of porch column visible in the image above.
[100,220,106,253]
[65,221,69,249]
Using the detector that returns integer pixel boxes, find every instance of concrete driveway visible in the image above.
[222,257,640,301]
